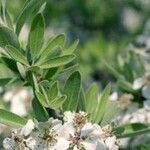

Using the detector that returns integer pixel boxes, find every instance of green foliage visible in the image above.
[28,13,44,60]
[63,71,81,111]
[94,83,111,123]
[0,109,26,127]
[115,123,150,138]
[0,26,19,48]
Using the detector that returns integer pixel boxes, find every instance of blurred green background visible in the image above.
[5,0,150,86]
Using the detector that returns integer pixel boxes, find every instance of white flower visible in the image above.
[100,125,119,150]
[64,111,88,129]
[32,118,65,150]
[59,122,106,150]
[3,120,35,150]
[105,136,119,150]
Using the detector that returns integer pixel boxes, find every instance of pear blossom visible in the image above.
[3,120,35,150]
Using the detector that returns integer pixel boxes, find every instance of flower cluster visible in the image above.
[3,111,119,150]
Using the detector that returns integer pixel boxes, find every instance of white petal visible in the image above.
[132,78,143,90]
[64,111,75,122]
[105,136,119,150]
[109,92,118,101]
[21,120,35,136]
[55,137,70,150]
[142,85,150,99]
[144,100,150,109]
[3,138,15,150]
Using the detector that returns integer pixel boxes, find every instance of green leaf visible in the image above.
[28,13,44,59]
[37,34,65,63]
[32,98,49,122]
[17,62,26,79]
[38,55,76,69]
[63,39,79,55]
[118,80,137,94]
[77,88,86,111]
[0,26,19,48]
[48,81,59,100]
[50,95,67,109]
[85,83,98,121]
[0,109,26,127]
[0,57,19,74]
[101,101,119,126]
[63,71,81,111]
[104,62,122,79]
[0,78,12,86]
[94,83,111,123]
[6,45,28,65]
[35,91,49,107]
[115,123,150,138]
[15,0,47,35]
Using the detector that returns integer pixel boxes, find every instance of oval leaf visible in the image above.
[28,13,44,59]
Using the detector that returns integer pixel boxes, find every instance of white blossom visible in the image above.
[3,120,35,150]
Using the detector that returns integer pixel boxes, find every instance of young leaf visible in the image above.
[37,34,65,63]
[63,71,81,111]
[50,95,67,109]
[15,0,47,35]
[38,55,76,69]
[6,45,28,65]
[0,109,26,127]
[85,83,98,121]
[94,83,111,123]
[32,98,49,122]
[28,13,44,59]
[0,26,19,48]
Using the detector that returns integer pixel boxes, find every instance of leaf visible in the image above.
[28,13,44,59]
[77,88,86,111]
[63,71,81,111]
[15,0,47,35]
[85,83,99,121]
[45,67,59,80]
[101,101,119,126]
[6,45,28,65]
[118,80,137,94]
[0,25,19,48]
[0,109,26,127]
[17,62,26,79]
[35,91,49,107]
[37,34,65,63]
[48,81,59,100]
[50,95,67,109]
[104,62,122,79]
[94,83,111,123]
[115,123,150,138]
[63,39,79,55]
[38,55,76,69]
[32,98,49,122]
[0,78,12,86]
[0,57,19,74]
